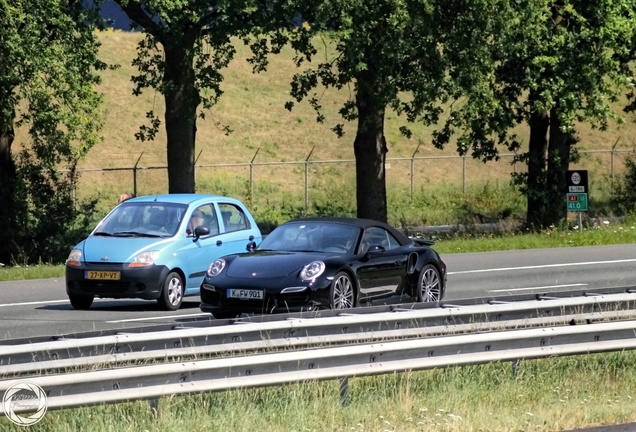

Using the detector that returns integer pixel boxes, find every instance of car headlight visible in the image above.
[206,258,226,278]
[129,250,161,267]
[300,261,325,281]
[66,249,82,267]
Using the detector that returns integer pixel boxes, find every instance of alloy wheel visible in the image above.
[419,265,441,302]
[331,272,355,309]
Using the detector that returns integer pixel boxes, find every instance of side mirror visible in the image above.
[365,244,385,258]
[246,241,257,252]
[193,226,210,241]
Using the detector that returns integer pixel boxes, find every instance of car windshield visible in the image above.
[94,202,188,237]
[259,221,361,254]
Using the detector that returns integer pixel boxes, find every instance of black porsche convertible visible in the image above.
[199,217,446,319]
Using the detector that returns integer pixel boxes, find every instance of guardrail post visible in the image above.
[149,398,159,416]
[511,360,520,379]
[339,377,350,407]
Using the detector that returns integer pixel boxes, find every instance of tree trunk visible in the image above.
[163,43,199,194]
[0,126,16,264]
[0,71,16,262]
[545,110,574,225]
[526,110,550,228]
[354,77,388,223]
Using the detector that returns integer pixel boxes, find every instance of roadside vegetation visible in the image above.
[4,10,636,431]
[1,350,635,431]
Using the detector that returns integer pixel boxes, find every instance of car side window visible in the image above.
[384,231,400,249]
[187,204,219,236]
[359,227,400,253]
[219,203,249,233]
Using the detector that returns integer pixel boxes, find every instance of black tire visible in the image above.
[69,294,93,310]
[416,264,442,302]
[329,271,355,309]
[157,271,184,311]
[211,311,241,319]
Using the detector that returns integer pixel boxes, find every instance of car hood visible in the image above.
[226,251,329,278]
[79,235,173,263]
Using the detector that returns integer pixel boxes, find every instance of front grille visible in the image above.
[72,280,138,294]
[84,262,124,269]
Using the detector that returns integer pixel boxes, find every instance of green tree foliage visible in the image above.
[0,0,105,264]
[284,0,516,222]
[434,0,636,229]
[611,152,636,215]
[111,0,297,193]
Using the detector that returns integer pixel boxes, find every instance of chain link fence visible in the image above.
[71,147,634,215]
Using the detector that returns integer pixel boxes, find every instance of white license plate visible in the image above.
[227,289,263,300]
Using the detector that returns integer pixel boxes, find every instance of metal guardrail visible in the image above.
[2,289,636,415]
[2,319,636,414]
[3,285,632,347]
[2,291,636,374]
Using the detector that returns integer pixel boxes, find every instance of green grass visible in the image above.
[2,352,636,431]
[0,263,65,281]
[433,218,636,254]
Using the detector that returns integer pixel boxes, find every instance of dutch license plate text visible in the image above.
[228,289,263,300]
[86,271,120,280]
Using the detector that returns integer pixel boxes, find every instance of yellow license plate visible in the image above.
[86,271,120,280]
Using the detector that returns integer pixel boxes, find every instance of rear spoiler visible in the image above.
[412,237,435,246]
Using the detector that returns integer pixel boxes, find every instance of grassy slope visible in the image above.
[14,30,636,209]
[87,30,636,167]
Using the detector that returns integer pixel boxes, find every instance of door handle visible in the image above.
[216,240,223,246]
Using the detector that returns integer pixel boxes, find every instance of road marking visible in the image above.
[107,312,209,323]
[488,283,588,293]
[448,258,636,275]
[0,300,68,307]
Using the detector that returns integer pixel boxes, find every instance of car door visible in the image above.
[181,203,230,294]
[355,227,408,301]
[182,202,259,293]
[217,202,258,251]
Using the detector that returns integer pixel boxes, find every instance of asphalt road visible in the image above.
[2,244,636,431]
[1,243,636,340]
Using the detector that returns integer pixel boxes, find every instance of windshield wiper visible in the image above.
[93,232,113,237]
[112,231,162,238]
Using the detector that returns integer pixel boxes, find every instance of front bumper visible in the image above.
[65,263,170,300]
[200,278,332,315]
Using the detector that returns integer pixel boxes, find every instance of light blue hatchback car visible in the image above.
[65,194,262,310]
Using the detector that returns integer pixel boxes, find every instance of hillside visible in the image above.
[17,30,636,223]
[94,31,636,160]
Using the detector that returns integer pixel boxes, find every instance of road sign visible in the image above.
[566,170,588,193]
[567,193,588,212]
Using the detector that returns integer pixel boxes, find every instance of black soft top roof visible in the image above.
[283,217,412,246]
